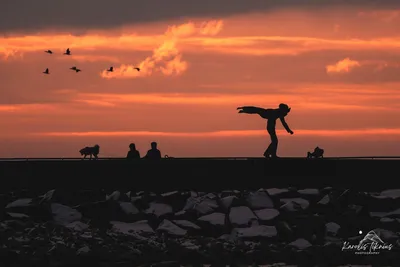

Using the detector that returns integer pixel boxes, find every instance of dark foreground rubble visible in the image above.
[1,188,399,266]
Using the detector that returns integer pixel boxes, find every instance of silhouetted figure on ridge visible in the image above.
[79,144,100,160]
[127,143,140,159]
[307,146,324,158]
[44,50,53,54]
[144,142,162,160]
[237,103,294,158]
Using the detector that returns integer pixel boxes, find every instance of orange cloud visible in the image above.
[0,47,22,60]
[2,19,400,60]
[160,54,188,75]
[326,58,361,74]
[199,20,224,35]
[182,35,400,56]
[74,99,116,107]
[0,104,57,113]
[326,58,400,74]
[33,128,400,137]
[367,60,400,72]
[100,20,223,79]
[56,54,120,63]
[0,105,19,112]
[74,92,398,111]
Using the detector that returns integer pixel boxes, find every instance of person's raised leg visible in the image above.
[237,106,263,114]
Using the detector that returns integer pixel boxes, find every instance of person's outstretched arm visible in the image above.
[280,117,294,134]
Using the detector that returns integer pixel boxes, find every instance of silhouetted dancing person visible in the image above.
[237,103,294,158]
[127,143,140,159]
[144,142,162,160]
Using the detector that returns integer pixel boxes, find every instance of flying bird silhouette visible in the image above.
[44,50,53,54]
[107,67,113,72]
[63,48,71,55]
[43,68,49,74]
[134,67,140,71]
[70,66,81,72]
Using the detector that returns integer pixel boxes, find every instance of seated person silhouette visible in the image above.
[307,146,324,158]
[237,103,294,158]
[127,143,140,159]
[144,142,162,160]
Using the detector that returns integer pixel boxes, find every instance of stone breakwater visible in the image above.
[0,188,399,267]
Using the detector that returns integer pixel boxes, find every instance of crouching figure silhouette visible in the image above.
[307,146,324,158]
[237,103,294,158]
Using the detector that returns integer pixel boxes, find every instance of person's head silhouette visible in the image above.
[151,142,157,149]
[279,103,291,115]
[129,143,136,150]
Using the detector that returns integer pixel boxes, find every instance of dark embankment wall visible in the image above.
[0,158,397,193]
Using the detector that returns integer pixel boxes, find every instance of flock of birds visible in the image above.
[42,48,141,74]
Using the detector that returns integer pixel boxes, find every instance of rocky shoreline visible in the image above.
[1,188,399,266]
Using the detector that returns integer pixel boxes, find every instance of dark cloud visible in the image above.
[2,0,400,34]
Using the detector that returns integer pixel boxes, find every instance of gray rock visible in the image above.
[6,212,29,219]
[184,197,219,215]
[254,208,280,221]
[380,189,400,199]
[229,206,257,227]
[280,198,310,212]
[198,213,225,226]
[246,191,274,209]
[318,194,331,205]
[76,246,90,255]
[219,196,238,210]
[172,220,201,230]
[326,222,341,237]
[231,225,277,240]
[110,220,155,235]
[157,219,187,236]
[106,191,121,201]
[266,188,289,197]
[6,198,32,209]
[66,221,89,232]
[145,202,173,217]
[298,188,319,196]
[119,202,140,215]
[51,203,82,226]
[288,238,312,250]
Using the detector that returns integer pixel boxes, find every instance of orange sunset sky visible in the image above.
[1,1,400,158]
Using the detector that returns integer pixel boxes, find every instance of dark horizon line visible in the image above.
[0,156,400,161]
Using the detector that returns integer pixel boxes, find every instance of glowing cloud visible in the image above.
[0,47,21,60]
[326,58,361,74]
[34,128,400,138]
[100,20,223,79]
